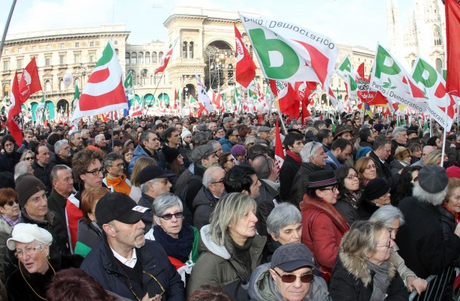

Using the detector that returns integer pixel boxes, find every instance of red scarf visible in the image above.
[286,150,302,165]
[443,204,459,224]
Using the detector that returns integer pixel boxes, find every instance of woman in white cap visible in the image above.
[248,243,331,301]
[6,223,83,301]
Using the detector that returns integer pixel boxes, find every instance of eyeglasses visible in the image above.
[110,163,124,168]
[14,245,43,258]
[4,199,18,207]
[377,239,392,249]
[159,212,184,220]
[272,269,314,283]
[86,167,104,176]
[211,178,225,185]
[227,158,235,162]
[24,157,34,161]
[320,185,338,192]
[126,270,165,301]
[153,178,169,185]
[346,174,359,180]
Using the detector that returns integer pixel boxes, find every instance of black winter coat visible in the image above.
[0,151,21,173]
[290,162,323,207]
[81,239,185,301]
[279,154,301,203]
[396,196,460,278]
[329,255,408,301]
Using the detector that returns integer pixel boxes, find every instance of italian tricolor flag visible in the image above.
[71,41,127,121]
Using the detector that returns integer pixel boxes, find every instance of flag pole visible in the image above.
[0,0,17,62]
[152,72,165,107]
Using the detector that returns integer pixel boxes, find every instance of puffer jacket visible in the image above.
[329,250,408,301]
[186,225,266,297]
[300,195,348,281]
[248,263,331,301]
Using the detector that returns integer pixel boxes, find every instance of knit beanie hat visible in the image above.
[163,147,181,164]
[364,178,390,200]
[181,130,192,140]
[16,174,46,207]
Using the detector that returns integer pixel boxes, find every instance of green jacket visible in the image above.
[186,225,266,297]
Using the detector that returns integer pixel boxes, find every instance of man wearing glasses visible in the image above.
[248,243,330,301]
[219,128,239,152]
[81,192,185,301]
[65,148,105,249]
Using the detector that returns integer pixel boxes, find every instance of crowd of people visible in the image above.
[0,110,458,300]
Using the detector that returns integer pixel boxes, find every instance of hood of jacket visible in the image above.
[339,248,398,287]
[199,224,231,260]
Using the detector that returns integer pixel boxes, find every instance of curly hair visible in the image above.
[71,148,105,184]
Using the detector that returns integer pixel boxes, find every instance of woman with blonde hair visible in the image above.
[128,156,156,203]
[187,193,266,298]
[329,220,408,300]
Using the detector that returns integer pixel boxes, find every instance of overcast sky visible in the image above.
[0,0,432,51]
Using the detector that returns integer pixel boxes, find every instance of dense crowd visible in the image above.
[0,110,458,300]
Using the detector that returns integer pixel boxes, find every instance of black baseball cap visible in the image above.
[95,192,150,226]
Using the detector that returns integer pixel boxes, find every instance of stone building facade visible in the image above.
[0,6,378,121]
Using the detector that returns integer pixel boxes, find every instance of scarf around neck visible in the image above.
[286,150,302,165]
[367,260,391,301]
[153,222,194,263]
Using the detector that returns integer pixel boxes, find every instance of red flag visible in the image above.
[234,25,256,88]
[274,117,285,177]
[7,72,24,145]
[357,62,366,80]
[155,38,178,74]
[19,57,42,102]
[446,0,460,98]
[270,80,299,118]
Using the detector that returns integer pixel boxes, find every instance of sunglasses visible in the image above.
[272,269,314,283]
[159,212,184,220]
[24,157,34,161]
[5,199,18,207]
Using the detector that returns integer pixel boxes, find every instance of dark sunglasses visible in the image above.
[272,269,314,283]
[24,157,34,161]
[159,212,184,220]
[5,199,18,207]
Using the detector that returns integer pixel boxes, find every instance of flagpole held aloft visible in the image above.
[0,0,17,62]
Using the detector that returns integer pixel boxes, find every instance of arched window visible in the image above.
[74,78,80,89]
[152,52,157,63]
[60,79,65,91]
[159,52,163,61]
[131,52,137,65]
[183,41,188,58]
[436,58,442,73]
[189,42,194,59]
[138,52,144,64]
[3,84,9,97]
[411,60,415,68]
[145,52,150,64]
[130,70,137,85]
[45,80,52,92]
[433,26,442,46]
[125,52,130,65]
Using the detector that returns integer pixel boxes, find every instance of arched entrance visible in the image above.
[144,93,154,106]
[158,93,170,106]
[45,101,55,120]
[204,41,234,92]
[57,99,69,115]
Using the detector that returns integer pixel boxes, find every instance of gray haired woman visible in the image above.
[145,192,199,284]
[266,203,302,249]
[187,193,267,298]
[370,205,428,295]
